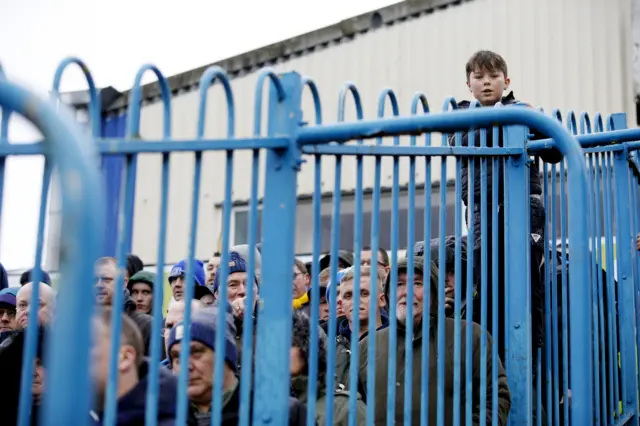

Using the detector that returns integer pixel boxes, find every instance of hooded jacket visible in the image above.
[358,257,511,425]
[90,360,178,426]
[290,311,366,425]
[334,310,389,389]
[123,289,152,356]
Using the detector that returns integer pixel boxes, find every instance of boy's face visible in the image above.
[467,68,510,106]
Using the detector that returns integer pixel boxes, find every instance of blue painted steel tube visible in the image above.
[0,79,103,426]
[301,106,594,422]
[502,125,532,425]
[252,71,300,426]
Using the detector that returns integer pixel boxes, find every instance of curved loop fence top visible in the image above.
[337,82,363,123]
[410,92,430,115]
[410,93,430,147]
[301,77,322,126]
[594,113,604,133]
[253,68,285,137]
[442,96,459,112]
[377,88,400,146]
[197,66,235,138]
[126,64,173,139]
[51,57,101,137]
[580,112,592,135]
[0,79,103,426]
[566,110,578,135]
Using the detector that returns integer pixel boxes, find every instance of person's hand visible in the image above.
[444,287,455,315]
[230,297,246,318]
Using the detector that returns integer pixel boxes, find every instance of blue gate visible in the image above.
[0,57,635,426]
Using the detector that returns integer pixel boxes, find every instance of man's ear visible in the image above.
[118,346,137,373]
[466,80,471,92]
[504,77,511,91]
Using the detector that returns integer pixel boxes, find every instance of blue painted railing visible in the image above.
[1,57,639,426]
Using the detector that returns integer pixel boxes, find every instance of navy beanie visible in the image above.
[167,306,238,372]
[212,251,250,293]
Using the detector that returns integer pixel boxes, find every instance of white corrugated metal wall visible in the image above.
[131,0,634,263]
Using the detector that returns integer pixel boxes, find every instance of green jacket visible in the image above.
[291,375,367,426]
[357,317,511,425]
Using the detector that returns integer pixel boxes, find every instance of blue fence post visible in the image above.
[610,113,639,419]
[252,71,303,426]
[502,124,532,425]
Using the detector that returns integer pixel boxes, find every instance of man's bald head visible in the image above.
[16,282,57,329]
[163,299,203,355]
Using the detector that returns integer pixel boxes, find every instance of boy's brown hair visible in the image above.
[465,50,508,81]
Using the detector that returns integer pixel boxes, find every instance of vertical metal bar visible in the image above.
[502,124,532,424]
[436,134,448,426]
[491,124,500,426]
[559,157,570,426]
[339,84,362,426]
[0,80,104,425]
[453,124,463,426]
[609,113,638,418]
[406,92,428,426]
[478,121,488,426]
[377,88,399,426]
[325,152,342,426]
[252,71,300,426]
[603,151,621,420]
[542,161,553,426]
[299,77,322,426]
[420,102,433,426]
[465,120,476,426]
[309,150,322,426]
[141,69,173,426]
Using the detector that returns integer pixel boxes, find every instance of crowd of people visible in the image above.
[0,49,613,425]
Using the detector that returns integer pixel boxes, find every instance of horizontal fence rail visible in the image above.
[0,57,638,426]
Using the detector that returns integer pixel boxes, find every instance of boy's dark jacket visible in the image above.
[450,91,562,219]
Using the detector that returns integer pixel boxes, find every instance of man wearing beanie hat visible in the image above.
[212,251,258,318]
[169,258,215,306]
[212,251,259,374]
[358,256,511,425]
[0,287,18,336]
[168,307,308,425]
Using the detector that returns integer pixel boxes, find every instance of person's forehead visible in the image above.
[96,262,117,274]
[208,256,220,265]
[228,271,246,281]
[131,282,151,291]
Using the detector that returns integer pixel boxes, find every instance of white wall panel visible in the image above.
[132,0,634,262]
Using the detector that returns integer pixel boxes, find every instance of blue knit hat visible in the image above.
[169,259,205,287]
[212,251,251,294]
[167,306,238,371]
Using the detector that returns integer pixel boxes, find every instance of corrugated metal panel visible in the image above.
[129,0,634,263]
[101,113,127,257]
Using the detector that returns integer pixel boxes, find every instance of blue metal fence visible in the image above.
[1,57,639,426]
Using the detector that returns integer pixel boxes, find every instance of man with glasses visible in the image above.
[95,257,153,356]
[361,246,390,282]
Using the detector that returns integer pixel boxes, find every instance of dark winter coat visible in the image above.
[291,375,366,426]
[123,290,153,356]
[90,360,179,426]
[187,381,310,426]
[334,311,389,388]
[358,259,511,425]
